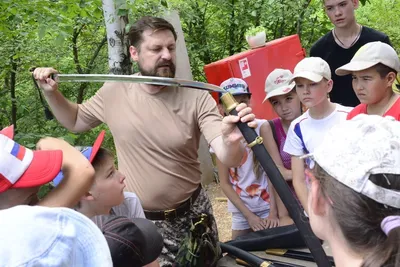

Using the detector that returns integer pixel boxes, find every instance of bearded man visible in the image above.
[33,16,257,266]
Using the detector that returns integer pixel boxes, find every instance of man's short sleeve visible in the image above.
[78,84,107,128]
[197,92,223,144]
[283,122,305,157]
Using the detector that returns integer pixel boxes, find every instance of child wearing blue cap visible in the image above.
[212,78,279,239]
[53,131,146,222]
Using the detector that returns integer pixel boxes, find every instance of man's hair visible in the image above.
[314,164,400,267]
[374,63,398,79]
[128,16,177,49]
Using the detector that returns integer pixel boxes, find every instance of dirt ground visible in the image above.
[204,182,232,242]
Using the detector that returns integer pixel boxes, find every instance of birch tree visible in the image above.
[102,0,132,74]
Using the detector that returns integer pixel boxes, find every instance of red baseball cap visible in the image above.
[0,125,63,193]
[52,130,105,186]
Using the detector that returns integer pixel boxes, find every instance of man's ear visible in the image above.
[129,46,139,62]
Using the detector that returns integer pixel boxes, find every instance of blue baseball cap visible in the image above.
[53,130,105,186]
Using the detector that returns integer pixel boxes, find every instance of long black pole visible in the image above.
[220,93,331,267]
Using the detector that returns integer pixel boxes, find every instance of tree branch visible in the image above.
[72,24,85,74]
[84,35,107,73]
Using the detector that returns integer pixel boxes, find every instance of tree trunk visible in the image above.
[10,57,17,130]
[102,0,131,75]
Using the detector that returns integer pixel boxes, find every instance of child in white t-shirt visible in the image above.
[283,57,352,214]
[213,78,278,239]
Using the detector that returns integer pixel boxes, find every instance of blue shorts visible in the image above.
[231,209,270,230]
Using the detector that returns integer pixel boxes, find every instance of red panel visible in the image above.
[204,34,306,120]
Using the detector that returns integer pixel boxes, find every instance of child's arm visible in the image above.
[215,157,268,232]
[272,188,294,226]
[263,180,279,228]
[283,122,308,213]
[291,156,308,213]
[36,137,95,208]
[260,122,292,181]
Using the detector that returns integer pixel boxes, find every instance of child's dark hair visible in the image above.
[314,164,400,267]
[91,148,114,172]
[74,147,114,210]
[374,63,398,78]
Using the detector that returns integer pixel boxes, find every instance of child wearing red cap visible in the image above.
[0,125,95,209]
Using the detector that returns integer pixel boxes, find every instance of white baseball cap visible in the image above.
[220,78,251,96]
[290,57,331,83]
[263,69,296,103]
[0,205,113,266]
[336,41,400,76]
[302,114,400,209]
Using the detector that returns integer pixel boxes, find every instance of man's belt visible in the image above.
[144,186,202,221]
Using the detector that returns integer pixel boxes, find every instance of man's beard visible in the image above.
[139,60,176,78]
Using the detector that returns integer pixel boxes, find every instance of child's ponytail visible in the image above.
[363,221,400,267]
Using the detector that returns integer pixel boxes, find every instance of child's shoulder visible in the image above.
[335,103,353,113]
[290,111,310,127]
[123,191,140,202]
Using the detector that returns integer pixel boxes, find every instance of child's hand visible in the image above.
[36,137,91,170]
[247,214,268,231]
[264,215,280,228]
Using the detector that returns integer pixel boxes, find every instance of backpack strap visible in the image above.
[268,120,279,147]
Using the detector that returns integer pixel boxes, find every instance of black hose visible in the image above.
[220,242,275,267]
[221,93,331,267]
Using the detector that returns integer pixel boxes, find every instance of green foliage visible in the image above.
[245,26,267,37]
[0,0,399,158]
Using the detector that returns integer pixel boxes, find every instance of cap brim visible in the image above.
[289,71,323,84]
[89,130,105,162]
[263,83,295,103]
[13,150,63,189]
[52,130,105,186]
[0,125,14,139]
[131,218,163,265]
[335,61,378,76]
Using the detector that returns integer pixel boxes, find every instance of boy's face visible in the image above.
[295,78,332,109]
[233,94,251,106]
[351,67,395,105]
[90,156,126,208]
[269,91,302,122]
[324,0,358,28]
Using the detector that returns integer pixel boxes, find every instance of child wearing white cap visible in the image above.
[283,57,352,213]
[336,41,400,120]
[303,114,400,267]
[213,77,279,239]
[261,68,302,225]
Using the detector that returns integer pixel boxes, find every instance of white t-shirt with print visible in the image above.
[211,119,271,213]
[283,103,352,168]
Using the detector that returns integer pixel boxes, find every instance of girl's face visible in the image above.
[269,91,302,122]
[307,171,334,241]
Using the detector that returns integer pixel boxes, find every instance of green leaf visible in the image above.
[117,8,128,16]
[38,26,46,39]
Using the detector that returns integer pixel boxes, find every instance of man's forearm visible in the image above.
[211,136,245,167]
[43,90,79,131]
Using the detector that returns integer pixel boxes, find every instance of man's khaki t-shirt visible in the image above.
[78,82,222,210]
